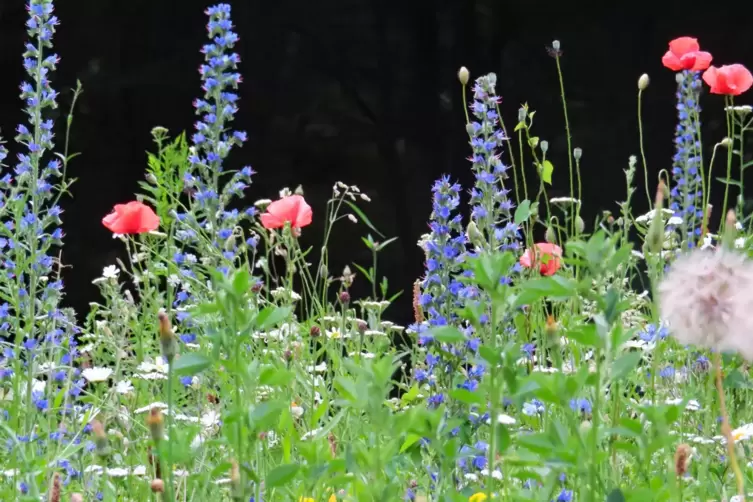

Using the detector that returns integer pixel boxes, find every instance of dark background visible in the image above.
[0,0,751,326]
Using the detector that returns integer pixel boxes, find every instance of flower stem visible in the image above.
[714,351,745,500]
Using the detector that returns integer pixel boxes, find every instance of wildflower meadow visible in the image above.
[4,2,753,501]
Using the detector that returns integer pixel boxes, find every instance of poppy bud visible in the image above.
[552,40,561,51]
[675,73,685,84]
[48,472,60,502]
[145,173,158,184]
[722,209,738,250]
[158,310,178,364]
[646,181,666,254]
[466,221,485,249]
[147,407,164,444]
[575,216,585,234]
[339,291,350,305]
[674,443,692,477]
[457,66,469,86]
[638,73,650,90]
[151,479,165,493]
[92,420,110,458]
[310,325,321,337]
[518,107,527,122]
[540,140,549,154]
[545,226,557,243]
[230,459,242,500]
[573,147,583,160]
[720,137,733,148]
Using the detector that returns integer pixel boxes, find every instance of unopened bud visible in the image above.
[575,216,585,234]
[150,479,165,493]
[540,140,549,154]
[158,310,177,363]
[92,420,109,458]
[675,73,684,84]
[646,181,666,254]
[552,40,561,51]
[230,460,242,499]
[674,443,692,477]
[357,321,367,333]
[517,107,527,123]
[147,407,164,443]
[145,173,158,184]
[545,226,557,243]
[339,291,351,305]
[310,325,321,337]
[466,220,485,248]
[465,122,476,136]
[638,73,650,90]
[457,66,469,86]
[48,472,61,502]
[294,185,304,195]
[720,137,733,148]
[573,147,582,160]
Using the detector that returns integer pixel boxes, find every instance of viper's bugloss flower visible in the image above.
[419,176,466,326]
[466,73,520,253]
[669,70,704,247]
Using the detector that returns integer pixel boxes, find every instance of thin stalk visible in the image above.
[714,352,745,500]
[638,87,651,209]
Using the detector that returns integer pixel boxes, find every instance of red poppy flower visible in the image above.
[260,195,313,230]
[702,64,753,96]
[661,37,712,72]
[519,243,563,276]
[102,201,160,234]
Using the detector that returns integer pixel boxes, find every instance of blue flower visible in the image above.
[668,70,704,248]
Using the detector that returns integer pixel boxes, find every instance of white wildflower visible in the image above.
[102,265,120,280]
[135,402,168,414]
[549,197,581,205]
[635,208,674,224]
[347,213,358,223]
[82,367,113,383]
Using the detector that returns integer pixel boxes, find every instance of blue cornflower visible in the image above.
[569,398,592,415]
[522,399,545,416]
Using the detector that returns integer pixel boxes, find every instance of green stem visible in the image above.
[638,88,651,210]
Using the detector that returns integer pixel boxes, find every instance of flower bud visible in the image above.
[646,181,666,254]
[720,137,733,148]
[310,325,321,337]
[339,291,351,305]
[92,420,110,458]
[357,321,367,333]
[150,479,165,493]
[457,66,469,86]
[545,226,557,243]
[466,220,485,249]
[517,107,527,123]
[48,472,61,502]
[158,311,178,364]
[145,173,158,184]
[294,185,305,195]
[674,443,692,477]
[552,40,561,51]
[540,140,549,154]
[465,123,477,136]
[638,73,650,90]
[147,407,164,444]
[150,126,169,139]
[573,147,582,160]
[575,215,585,234]
[675,73,684,84]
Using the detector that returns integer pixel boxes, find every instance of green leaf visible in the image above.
[716,177,743,188]
[400,433,422,453]
[606,488,626,502]
[344,200,385,238]
[514,121,526,132]
[566,324,603,349]
[514,200,532,225]
[256,306,292,331]
[610,352,642,383]
[265,463,300,489]
[541,160,554,185]
[172,353,212,376]
[514,276,576,307]
[231,269,251,295]
[248,401,285,431]
[431,326,465,344]
[449,389,484,405]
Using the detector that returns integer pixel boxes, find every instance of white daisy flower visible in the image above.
[102,265,120,279]
[82,367,113,383]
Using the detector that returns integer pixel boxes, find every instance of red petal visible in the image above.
[690,51,713,71]
[668,37,700,56]
[662,51,683,71]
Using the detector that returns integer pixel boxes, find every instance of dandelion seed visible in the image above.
[659,248,753,359]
